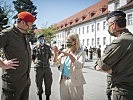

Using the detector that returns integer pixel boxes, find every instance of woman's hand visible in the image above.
[53,45,59,54]
[60,51,70,56]
[61,52,76,63]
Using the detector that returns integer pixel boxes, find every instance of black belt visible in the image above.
[61,75,70,80]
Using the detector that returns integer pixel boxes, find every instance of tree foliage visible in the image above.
[0,0,15,21]
[13,0,38,44]
[12,0,37,19]
[41,25,57,44]
[0,6,8,31]
[12,0,37,31]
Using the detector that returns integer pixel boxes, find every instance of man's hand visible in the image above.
[95,66,112,74]
[95,66,102,71]
[1,58,19,69]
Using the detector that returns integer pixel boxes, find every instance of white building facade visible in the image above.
[55,0,133,52]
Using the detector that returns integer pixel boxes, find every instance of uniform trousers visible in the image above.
[60,78,84,100]
[35,67,52,96]
[112,87,133,100]
[1,78,30,100]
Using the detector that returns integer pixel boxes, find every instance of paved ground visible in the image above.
[0,55,108,100]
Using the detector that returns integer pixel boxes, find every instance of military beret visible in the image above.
[107,10,126,20]
[18,12,36,22]
[37,34,44,39]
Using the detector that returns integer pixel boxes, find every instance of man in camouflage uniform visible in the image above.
[32,34,53,100]
[0,12,35,100]
[96,11,133,100]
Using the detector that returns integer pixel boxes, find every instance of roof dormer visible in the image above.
[89,11,96,17]
[100,5,107,13]
[81,15,87,21]
[65,23,68,27]
[69,20,73,25]
[75,18,79,23]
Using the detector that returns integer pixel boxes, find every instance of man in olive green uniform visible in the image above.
[0,12,35,100]
[96,11,133,100]
[32,34,53,100]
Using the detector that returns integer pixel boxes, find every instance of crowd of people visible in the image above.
[83,45,101,61]
[0,10,133,100]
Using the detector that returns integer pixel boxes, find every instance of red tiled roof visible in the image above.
[34,29,43,34]
[56,0,108,31]
[108,0,114,3]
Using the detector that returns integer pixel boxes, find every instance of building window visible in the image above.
[87,39,89,46]
[82,39,85,46]
[62,32,64,38]
[72,29,74,33]
[97,23,100,31]
[82,27,85,34]
[60,33,61,38]
[75,29,77,34]
[87,26,89,33]
[92,24,94,32]
[127,14,133,25]
[115,0,120,9]
[97,38,100,46]
[79,28,81,34]
[56,34,58,38]
[92,38,94,46]
[103,21,106,30]
[103,37,106,46]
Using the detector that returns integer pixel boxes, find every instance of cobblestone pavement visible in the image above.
[0,56,108,100]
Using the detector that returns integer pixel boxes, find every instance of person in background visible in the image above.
[32,34,53,100]
[96,45,101,59]
[89,46,93,60]
[0,11,35,100]
[53,33,86,100]
[96,10,133,100]
[84,46,89,61]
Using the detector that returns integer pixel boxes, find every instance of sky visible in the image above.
[5,0,99,28]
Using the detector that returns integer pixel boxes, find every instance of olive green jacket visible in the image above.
[97,29,133,90]
[0,25,31,82]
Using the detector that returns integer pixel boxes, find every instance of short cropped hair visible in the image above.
[107,10,126,28]
[109,16,126,28]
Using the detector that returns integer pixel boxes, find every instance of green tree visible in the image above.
[12,0,37,19]
[13,0,38,44]
[41,25,57,45]
[0,0,15,23]
[0,6,8,31]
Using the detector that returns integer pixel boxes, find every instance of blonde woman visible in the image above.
[53,33,86,100]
